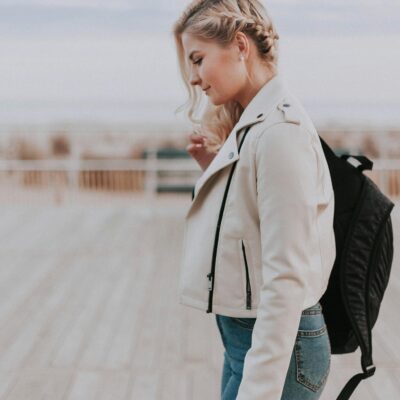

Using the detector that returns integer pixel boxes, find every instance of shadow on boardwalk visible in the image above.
[0,198,398,399]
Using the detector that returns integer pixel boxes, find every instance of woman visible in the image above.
[173,1,336,399]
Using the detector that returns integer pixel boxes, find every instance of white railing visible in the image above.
[0,157,399,206]
[0,158,201,206]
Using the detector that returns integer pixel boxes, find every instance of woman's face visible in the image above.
[181,32,247,106]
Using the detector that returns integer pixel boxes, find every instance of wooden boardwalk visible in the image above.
[0,198,398,399]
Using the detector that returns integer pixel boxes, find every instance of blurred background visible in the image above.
[1,0,400,203]
[0,1,399,399]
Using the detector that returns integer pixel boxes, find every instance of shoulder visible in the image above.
[252,97,321,173]
[254,97,316,150]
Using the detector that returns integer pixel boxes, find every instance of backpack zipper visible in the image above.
[241,240,252,310]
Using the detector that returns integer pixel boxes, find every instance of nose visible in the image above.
[189,68,201,87]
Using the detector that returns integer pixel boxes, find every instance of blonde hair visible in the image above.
[173,0,279,152]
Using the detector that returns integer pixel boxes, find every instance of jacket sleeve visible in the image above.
[236,122,320,399]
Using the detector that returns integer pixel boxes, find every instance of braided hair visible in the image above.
[173,0,280,152]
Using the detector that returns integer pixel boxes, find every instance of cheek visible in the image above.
[205,58,242,91]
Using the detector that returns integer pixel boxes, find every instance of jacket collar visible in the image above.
[234,73,289,134]
[191,73,289,207]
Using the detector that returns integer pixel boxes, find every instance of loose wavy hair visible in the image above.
[173,0,279,152]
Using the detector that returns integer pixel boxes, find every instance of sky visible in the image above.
[0,0,400,127]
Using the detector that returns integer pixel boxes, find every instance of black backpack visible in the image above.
[190,130,395,399]
[318,136,395,400]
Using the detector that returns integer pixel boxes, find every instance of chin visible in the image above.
[210,91,236,106]
[209,99,221,106]
[209,95,228,106]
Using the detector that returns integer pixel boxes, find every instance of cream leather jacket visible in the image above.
[178,74,336,399]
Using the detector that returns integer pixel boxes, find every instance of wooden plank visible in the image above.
[94,371,131,400]
[64,370,101,400]
[0,372,18,399]
[0,201,397,400]
[4,370,71,400]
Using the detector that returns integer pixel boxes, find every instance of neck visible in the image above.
[236,70,276,109]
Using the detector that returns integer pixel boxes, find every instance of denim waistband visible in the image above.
[301,302,322,315]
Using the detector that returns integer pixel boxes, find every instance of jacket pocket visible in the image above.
[240,239,252,310]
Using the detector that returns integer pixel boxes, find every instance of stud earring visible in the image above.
[239,54,244,61]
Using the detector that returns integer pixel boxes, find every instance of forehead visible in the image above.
[181,32,214,57]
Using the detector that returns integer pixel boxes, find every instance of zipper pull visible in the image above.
[207,273,213,291]
[246,290,252,310]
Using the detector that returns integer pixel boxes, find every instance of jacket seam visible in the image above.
[304,127,327,294]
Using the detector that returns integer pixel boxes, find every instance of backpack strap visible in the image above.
[336,362,376,400]
[318,136,373,173]
[340,154,373,172]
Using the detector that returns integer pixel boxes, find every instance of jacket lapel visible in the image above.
[193,126,240,198]
[186,74,290,216]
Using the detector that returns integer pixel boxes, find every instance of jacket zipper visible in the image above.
[241,240,252,310]
[206,126,251,313]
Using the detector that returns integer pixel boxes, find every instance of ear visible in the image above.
[234,31,249,59]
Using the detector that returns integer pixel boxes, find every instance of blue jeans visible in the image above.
[215,302,330,400]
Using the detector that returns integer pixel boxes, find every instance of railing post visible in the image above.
[70,143,80,192]
[145,147,158,204]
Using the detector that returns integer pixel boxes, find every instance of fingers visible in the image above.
[186,140,216,170]
[186,143,203,155]
[188,133,206,144]
[187,133,205,155]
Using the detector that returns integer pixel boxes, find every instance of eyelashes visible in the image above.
[193,58,203,65]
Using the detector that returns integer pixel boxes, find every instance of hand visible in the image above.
[186,133,217,171]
